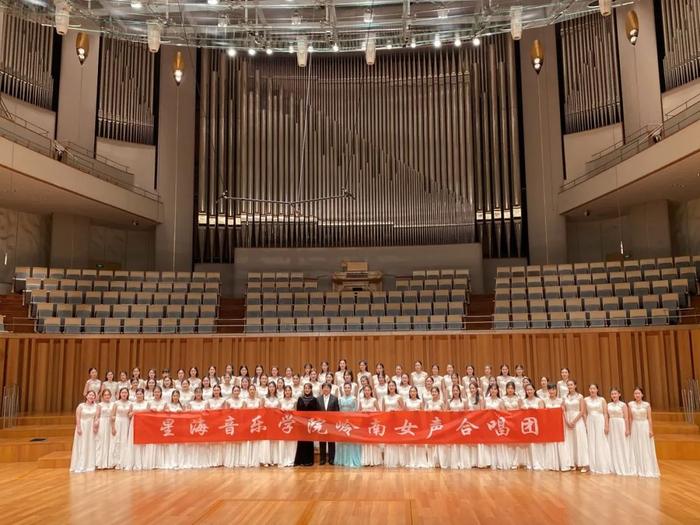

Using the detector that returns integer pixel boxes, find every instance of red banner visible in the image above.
[134,409,563,445]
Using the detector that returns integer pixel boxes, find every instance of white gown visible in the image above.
[181,400,211,469]
[585,396,612,474]
[563,393,589,468]
[522,397,545,470]
[411,371,428,389]
[360,397,383,466]
[162,403,183,469]
[125,400,149,470]
[69,402,98,473]
[279,398,298,467]
[242,397,263,467]
[629,401,660,478]
[180,390,194,405]
[513,377,526,399]
[542,397,572,471]
[484,397,508,469]
[260,396,281,466]
[84,379,102,396]
[223,398,245,468]
[403,398,429,468]
[397,385,411,401]
[607,401,636,476]
[143,399,167,469]
[207,397,227,466]
[382,394,403,468]
[467,395,488,468]
[95,400,114,469]
[497,375,514,398]
[425,399,449,468]
[503,395,523,468]
[111,400,132,469]
[448,398,471,469]
[557,380,569,399]
[102,381,118,398]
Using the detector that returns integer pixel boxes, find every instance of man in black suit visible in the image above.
[316,382,340,465]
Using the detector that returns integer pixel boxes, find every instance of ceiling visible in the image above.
[1,0,619,53]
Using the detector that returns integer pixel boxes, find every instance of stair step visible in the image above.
[16,414,75,426]
[654,422,699,434]
[0,424,75,438]
[0,436,72,462]
[656,433,700,460]
[38,451,72,469]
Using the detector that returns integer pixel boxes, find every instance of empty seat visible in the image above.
[93,280,109,292]
[395,279,410,291]
[324,304,340,317]
[123,318,142,334]
[147,305,164,318]
[166,305,182,318]
[247,293,262,306]
[379,316,395,331]
[494,300,510,314]
[622,296,639,311]
[544,286,561,300]
[130,305,147,318]
[101,291,119,305]
[609,272,625,284]
[657,257,674,269]
[119,292,136,305]
[198,318,216,333]
[495,278,510,289]
[496,267,510,278]
[438,279,453,290]
[628,309,647,327]
[245,318,262,333]
[588,311,607,327]
[575,274,592,286]
[495,289,510,301]
[650,308,669,326]
[547,299,565,313]
[559,274,575,286]
[261,304,277,318]
[583,297,601,311]
[356,291,371,304]
[661,268,679,281]
[529,299,546,313]
[548,312,567,329]
[74,304,93,318]
[561,285,578,299]
[626,270,642,283]
[340,292,355,305]
[126,281,142,292]
[432,302,448,315]
[573,263,589,274]
[36,303,54,319]
[94,305,112,318]
[380,292,396,304]
[530,312,548,329]
[511,300,528,314]
[370,304,386,316]
[579,285,596,298]
[386,303,401,316]
[202,293,218,305]
[511,287,527,301]
[84,318,103,334]
[278,317,296,333]
[136,292,152,305]
[48,291,66,304]
[293,305,309,318]
[565,298,582,312]
[396,315,413,330]
[160,318,178,334]
[346,317,362,332]
[661,293,680,320]
[186,293,202,305]
[401,303,417,316]
[419,290,434,303]
[416,302,432,316]
[451,289,467,303]
[325,292,340,305]
[614,283,631,297]
[103,318,122,334]
[511,266,526,277]
[643,268,661,282]
[113,305,130,318]
[362,316,379,331]
[413,315,429,330]
[526,265,541,277]
[511,313,529,330]
[633,281,651,296]
[596,283,613,297]
[541,264,557,276]
[543,275,559,287]
[671,279,689,307]
[339,304,355,317]
[142,319,159,334]
[448,301,464,315]
[642,294,659,311]
[493,314,510,330]
[263,318,280,333]
[591,273,608,285]
[403,291,419,303]
[568,311,588,328]
[355,304,370,317]
[429,315,446,331]
[157,282,174,293]
[55,304,73,318]
[199,305,216,318]
[528,286,544,300]
[424,279,439,290]
[110,281,127,292]
[66,291,83,304]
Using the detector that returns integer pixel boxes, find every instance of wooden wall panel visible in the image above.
[1,327,699,413]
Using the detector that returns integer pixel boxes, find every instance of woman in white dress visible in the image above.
[359,386,383,466]
[372,362,386,388]
[238,365,251,387]
[462,365,477,392]
[502,381,524,469]
[607,387,636,476]
[117,371,130,393]
[111,387,132,469]
[144,378,157,402]
[392,364,404,385]
[629,387,660,478]
[207,385,227,467]
[557,368,571,399]
[420,376,438,402]
[224,364,235,381]
[206,365,220,387]
[324,373,340,398]
[397,373,411,400]
[443,364,456,395]
[374,374,388,403]
[146,368,158,386]
[161,376,175,403]
[201,376,214,401]
[283,367,294,386]
[260,383,280,467]
[95,389,114,469]
[242,384,263,467]
[522,383,545,470]
[239,377,251,401]
[335,359,349,386]
[101,371,118,399]
[188,367,202,390]
[184,387,210,469]
[292,375,303,400]
[357,360,371,386]
[275,378,285,399]
[269,366,282,386]
[496,364,514,398]
[543,383,572,472]
[584,384,612,474]
[411,361,428,389]
[479,365,494,397]
[319,361,331,382]
[131,367,146,389]
[69,391,99,473]
[536,376,549,400]
[513,364,526,399]
[430,364,443,392]
[447,384,469,469]
[381,381,405,468]
[425,387,449,469]
[279,385,298,467]
[466,382,487,468]
[403,387,429,468]
[179,379,194,405]
[163,390,183,469]
[174,369,186,390]
[302,363,313,383]
[342,371,358,398]
[219,375,234,399]
[83,367,102,398]
[145,386,167,469]
[484,384,508,470]
[563,379,589,472]
[308,371,322,398]
[223,386,245,468]
[125,388,149,470]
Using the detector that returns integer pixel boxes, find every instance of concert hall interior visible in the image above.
[2,0,700,522]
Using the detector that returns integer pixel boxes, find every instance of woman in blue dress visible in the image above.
[335,383,362,467]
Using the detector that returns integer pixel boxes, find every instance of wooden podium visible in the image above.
[332,261,383,292]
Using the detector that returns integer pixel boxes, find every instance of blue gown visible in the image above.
[334,395,362,467]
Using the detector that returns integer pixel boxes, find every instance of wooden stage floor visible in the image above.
[1,461,699,524]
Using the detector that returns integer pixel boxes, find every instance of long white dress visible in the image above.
[95,400,114,469]
[497,375,515,398]
[484,397,508,469]
[479,376,493,395]
[522,397,545,470]
[411,371,428,389]
[179,390,194,405]
[629,401,660,478]
[607,401,636,476]
[181,400,210,469]
[448,398,470,469]
[260,396,281,466]
[162,387,175,403]
[403,398,429,468]
[207,397,227,467]
[102,381,118,398]
[360,397,383,466]
[585,396,612,474]
[542,397,571,471]
[557,380,569,399]
[382,394,403,468]
[425,399,449,468]
[84,379,102,396]
[162,403,183,469]
[242,397,263,467]
[125,400,149,470]
[503,395,523,468]
[466,395,488,468]
[223,397,245,468]
[144,398,167,469]
[513,377,526,399]
[397,384,411,401]
[111,400,132,469]
[563,393,589,468]
[279,397,298,467]
[69,402,98,473]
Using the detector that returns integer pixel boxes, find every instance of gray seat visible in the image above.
[346,317,362,332]
[379,316,395,331]
[245,318,262,333]
[493,313,510,330]
[548,312,567,329]
[312,317,328,332]
[278,317,296,333]
[396,315,412,330]
[362,316,379,331]
[142,318,159,333]
[123,318,142,334]
[197,318,216,333]
[103,318,122,334]
[429,315,446,330]
[511,313,528,330]
[63,317,82,334]
[84,318,103,334]
[628,309,647,327]
[160,318,178,334]
[568,311,587,328]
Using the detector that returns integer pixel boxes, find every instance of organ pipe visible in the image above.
[660,0,700,91]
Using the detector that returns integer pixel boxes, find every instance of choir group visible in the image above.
[69,360,660,478]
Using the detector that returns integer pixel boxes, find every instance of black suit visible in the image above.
[316,393,340,464]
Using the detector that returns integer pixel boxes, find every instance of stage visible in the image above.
[0,460,698,524]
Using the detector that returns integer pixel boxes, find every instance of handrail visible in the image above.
[665,90,700,120]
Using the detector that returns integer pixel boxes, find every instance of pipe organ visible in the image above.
[558,13,621,134]
[97,37,157,145]
[659,0,700,91]
[0,13,55,110]
[194,35,523,262]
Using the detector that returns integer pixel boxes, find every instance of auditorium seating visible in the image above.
[246,272,318,293]
[14,267,220,334]
[493,257,697,329]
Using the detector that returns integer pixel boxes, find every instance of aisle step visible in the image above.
[0,436,72,462]
[38,451,71,469]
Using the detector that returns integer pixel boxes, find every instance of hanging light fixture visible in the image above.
[366,33,376,65]
[363,8,373,23]
[332,42,339,52]
[454,33,462,47]
[172,51,185,86]
[599,0,612,16]
[297,36,308,67]
[130,0,143,9]
[227,47,237,57]
[75,32,89,65]
[410,37,417,48]
[433,34,442,48]
[510,6,523,40]
[147,21,161,53]
[531,39,544,74]
[54,1,70,35]
[626,10,639,45]
[472,36,481,47]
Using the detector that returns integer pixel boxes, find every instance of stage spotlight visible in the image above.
[75,32,89,64]
[386,40,393,49]
[266,46,273,55]
[626,10,639,45]
[531,39,544,74]
[510,6,522,40]
[172,51,185,85]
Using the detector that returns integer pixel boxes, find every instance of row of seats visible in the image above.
[247,280,318,293]
[34,303,217,319]
[23,278,219,294]
[37,317,216,334]
[394,278,470,292]
[29,291,219,306]
[495,281,689,305]
[246,289,468,306]
[408,269,471,280]
[496,256,699,277]
[15,267,220,282]
[247,272,305,282]
[495,268,697,289]
[493,309,672,329]
[247,301,466,318]
[494,294,681,315]
[245,314,464,333]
